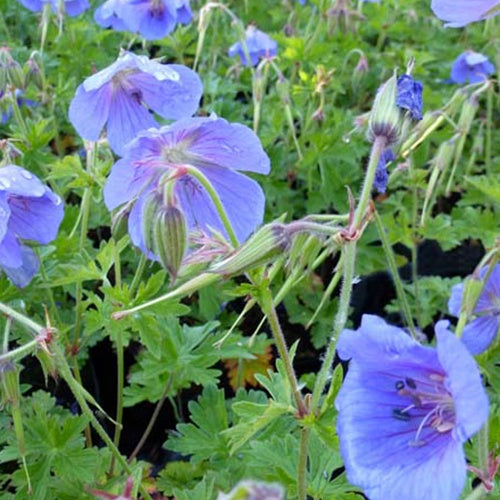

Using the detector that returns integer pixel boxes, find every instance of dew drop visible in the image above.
[53,195,62,206]
[342,134,351,143]
[21,170,33,180]
[0,178,11,189]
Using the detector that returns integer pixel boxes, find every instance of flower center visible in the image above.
[392,374,455,447]
[149,0,165,17]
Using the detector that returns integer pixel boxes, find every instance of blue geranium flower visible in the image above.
[95,0,192,40]
[16,0,90,16]
[335,315,489,500]
[103,115,270,259]
[431,0,500,27]
[68,51,202,156]
[448,264,500,354]
[228,26,278,67]
[0,165,64,287]
[449,51,495,84]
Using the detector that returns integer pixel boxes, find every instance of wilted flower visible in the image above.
[431,0,500,27]
[373,148,394,193]
[396,74,423,121]
[103,115,270,262]
[335,314,489,500]
[448,264,500,354]
[449,51,495,84]
[0,165,64,288]
[228,26,278,67]
[68,51,202,156]
[16,0,90,16]
[95,0,192,40]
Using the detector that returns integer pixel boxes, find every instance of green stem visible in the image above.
[373,210,417,339]
[109,328,124,475]
[113,273,220,320]
[9,91,29,138]
[485,85,492,176]
[410,170,422,329]
[52,342,153,500]
[0,339,39,364]
[130,254,146,296]
[0,302,45,335]
[463,485,488,500]
[310,136,386,413]
[477,421,489,477]
[259,287,307,417]
[128,374,173,463]
[297,427,310,500]
[183,165,238,247]
[353,136,387,227]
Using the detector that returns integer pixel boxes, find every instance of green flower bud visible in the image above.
[0,361,20,406]
[110,201,132,240]
[210,223,291,276]
[141,191,162,254]
[368,72,401,145]
[25,55,44,90]
[153,205,187,281]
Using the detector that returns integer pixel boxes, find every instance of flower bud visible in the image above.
[368,72,401,145]
[25,54,44,90]
[0,48,24,89]
[141,191,162,254]
[110,201,132,240]
[153,204,187,280]
[0,361,20,406]
[210,223,291,276]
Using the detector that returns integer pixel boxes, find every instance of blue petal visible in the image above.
[461,316,499,355]
[128,64,202,120]
[0,231,23,268]
[431,0,500,27]
[0,193,11,242]
[175,167,265,243]
[396,75,423,121]
[435,321,489,441]
[1,244,39,288]
[8,190,64,244]
[103,158,157,210]
[166,117,271,174]
[106,87,158,156]
[68,84,111,142]
[447,282,464,317]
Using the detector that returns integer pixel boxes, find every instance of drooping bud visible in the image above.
[0,47,24,90]
[153,204,187,281]
[368,71,401,145]
[25,53,44,90]
[210,223,291,276]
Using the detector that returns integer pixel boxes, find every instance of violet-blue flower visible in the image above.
[396,74,423,121]
[228,26,278,67]
[103,115,270,259]
[94,0,128,31]
[448,264,500,354]
[374,148,394,193]
[68,51,202,156]
[431,0,500,27]
[335,314,489,500]
[103,0,192,40]
[0,165,64,288]
[449,51,495,84]
[1,90,37,125]
[16,0,90,16]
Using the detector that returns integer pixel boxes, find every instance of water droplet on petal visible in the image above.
[0,178,11,189]
[21,171,33,180]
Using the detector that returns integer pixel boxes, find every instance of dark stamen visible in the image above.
[405,377,417,389]
[392,408,411,421]
[395,380,405,391]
